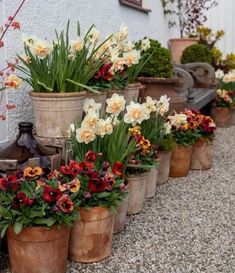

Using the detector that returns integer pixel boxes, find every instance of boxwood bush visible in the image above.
[181,44,213,64]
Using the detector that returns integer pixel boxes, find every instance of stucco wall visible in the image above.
[1,0,169,142]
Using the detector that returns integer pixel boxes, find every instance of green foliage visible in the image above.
[173,129,200,146]
[137,39,174,78]
[181,44,213,64]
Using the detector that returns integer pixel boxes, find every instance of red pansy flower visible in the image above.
[112,162,125,176]
[85,150,97,162]
[12,192,26,209]
[88,178,107,193]
[57,195,74,213]
[43,185,62,203]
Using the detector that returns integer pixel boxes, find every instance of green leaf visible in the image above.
[13,222,23,235]
[0,206,12,219]
[38,81,53,91]
[1,224,10,238]
[29,211,45,218]
[66,79,101,94]
[97,192,111,198]
[110,206,117,214]
[34,217,56,227]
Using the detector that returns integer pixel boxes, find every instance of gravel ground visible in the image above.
[1,127,234,273]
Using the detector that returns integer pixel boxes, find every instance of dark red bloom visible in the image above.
[69,161,82,176]
[85,150,97,162]
[102,161,110,172]
[12,192,26,209]
[43,185,62,203]
[23,197,35,206]
[60,165,71,175]
[57,195,74,213]
[78,161,94,174]
[112,162,125,176]
[88,178,107,193]
[8,175,20,191]
[94,63,114,81]
[0,178,8,191]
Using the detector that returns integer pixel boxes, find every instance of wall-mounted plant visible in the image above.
[161,0,218,38]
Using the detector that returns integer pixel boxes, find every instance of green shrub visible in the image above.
[138,39,174,78]
[181,44,213,64]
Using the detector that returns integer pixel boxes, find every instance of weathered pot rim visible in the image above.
[169,38,199,42]
[86,91,107,97]
[7,225,69,242]
[127,82,143,88]
[137,76,179,84]
[29,91,87,98]
[127,171,149,178]
[78,206,113,221]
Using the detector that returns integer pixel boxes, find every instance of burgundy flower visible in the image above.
[85,150,97,162]
[112,162,125,176]
[102,161,110,172]
[8,175,20,192]
[103,173,115,191]
[12,192,26,209]
[69,161,82,176]
[57,195,74,213]
[23,197,35,206]
[78,161,94,174]
[88,178,107,193]
[43,185,62,203]
[0,178,8,191]
[60,165,71,175]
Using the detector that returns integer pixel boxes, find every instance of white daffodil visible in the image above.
[96,117,113,137]
[168,113,188,128]
[142,96,157,114]
[123,49,141,67]
[106,93,126,115]
[81,109,99,130]
[215,69,224,80]
[156,95,170,116]
[140,38,151,52]
[31,39,53,59]
[21,34,39,47]
[70,37,84,53]
[164,122,171,135]
[223,70,235,82]
[69,123,75,132]
[117,24,129,42]
[124,101,150,126]
[83,98,101,114]
[87,27,100,44]
[75,127,96,144]
[123,41,135,52]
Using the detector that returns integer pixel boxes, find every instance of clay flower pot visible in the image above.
[214,107,232,127]
[230,106,235,125]
[69,207,114,263]
[7,225,70,273]
[169,38,199,64]
[190,139,213,170]
[127,172,148,215]
[157,150,172,185]
[169,144,193,178]
[86,91,107,116]
[30,91,86,138]
[145,167,159,198]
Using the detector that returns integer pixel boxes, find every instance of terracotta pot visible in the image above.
[169,145,193,178]
[107,83,141,106]
[30,91,86,138]
[69,207,114,263]
[190,139,213,170]
[7,225,70,273]
[145,167,159,198]
[113,195,129,234]
[137,77,186,113]
[86,91,107,116]
[127,172,148,215]
[157,150,172,185]
[169,38,199,64]
[214,107,232,127]
[230,106,235,125]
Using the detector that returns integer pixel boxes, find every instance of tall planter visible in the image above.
[127,172,148,215]
[214,107,231,127]
[69,207,114,263]
[230,106,235,125]
[157,150,172,185]
[7,225,70,273]
[86,91,107,116]
[30,91,86,138]
[190,139,213,170]
[169,145,193,178]
[169,38,199,64]
[138,77,186,113]
[145,167,159,198]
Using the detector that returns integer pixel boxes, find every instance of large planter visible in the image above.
[169,38,199,64]
[127,172,148,215]
[145,167,159,198]
[169,144,193,178]
[190,139,213,170]
[157,150,172,185]
[86,91,107,116]
[113,193,129,234]
[107,82,142,106]
[230,106,235,125]
[30,91,86,138]
[7,225,70,273]
[138,77,186,113]
[214,107,231,127]
[69,207,114,263]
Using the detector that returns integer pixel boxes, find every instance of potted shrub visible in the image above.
[162,0,218,63]
[15,21,107,138]
[190,110,216,170]
[137,39,185,112]
[181,44,213,65]
[168,110,199,177]
[214,89,233,127]
[0,166,79,273]
[63,155,127,262]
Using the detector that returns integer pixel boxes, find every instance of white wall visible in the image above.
[1,0,169,142]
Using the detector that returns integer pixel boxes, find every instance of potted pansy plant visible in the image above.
[0,166,79,273]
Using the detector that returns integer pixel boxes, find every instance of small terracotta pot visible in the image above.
[145,167,159,198]
[169,145,193,178]
[86,91,107,116]
[157,150,172,185]
[7,225,70,273]
[214,107,232,127]
[190,139,213,170]
[169,38,199,64]
[127,172,148,215]
[69,207,114,263]
[230,106,235,125]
